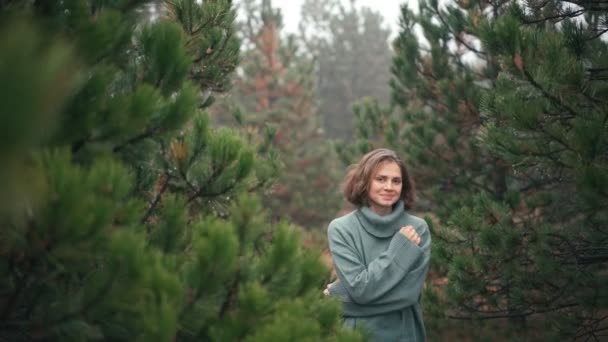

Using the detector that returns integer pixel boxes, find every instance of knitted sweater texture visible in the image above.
[327,202,431,341]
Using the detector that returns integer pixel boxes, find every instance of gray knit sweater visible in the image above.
[327,201,431,340]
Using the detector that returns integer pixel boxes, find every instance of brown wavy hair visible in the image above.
[342,148,415,210]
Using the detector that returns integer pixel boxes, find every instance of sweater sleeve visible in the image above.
[328,222,431,306]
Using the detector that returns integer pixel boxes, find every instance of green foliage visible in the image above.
[0,21,75,156]
[0,20,80,217]
[140,21,192,95]
[168,0,240,94]
[0,1,357,341]
[214,0,344,229]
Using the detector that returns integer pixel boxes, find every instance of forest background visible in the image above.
[0,0,606,341]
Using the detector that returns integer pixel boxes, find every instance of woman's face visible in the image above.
[367,161,402,214]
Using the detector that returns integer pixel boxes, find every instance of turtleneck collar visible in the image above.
[355,200,405,238]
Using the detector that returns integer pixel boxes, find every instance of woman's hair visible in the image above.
[342,148,415,210]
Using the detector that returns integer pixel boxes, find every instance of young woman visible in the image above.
[325,148,431,341]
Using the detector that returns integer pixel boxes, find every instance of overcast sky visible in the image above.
[274,0,408,36]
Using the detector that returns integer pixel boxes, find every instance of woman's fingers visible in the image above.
[399,225,421,245]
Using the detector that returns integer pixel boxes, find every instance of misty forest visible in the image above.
[0,0,606,341]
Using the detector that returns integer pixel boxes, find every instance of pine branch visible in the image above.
[207,31,235,66]
[49,272,116,327]
[575,247,608,265]
[414,64,438,81]
[178,166,198,194]
[448,303,580,320]
[517,172,569,193]
[587,67,608,80]
[521,9,585,24]
[186,164,237,203]
[113,128,157,152]
[179,286,203,321]
[218,269,240,319]
[522,68,580,121]
[574,315,608,339]
[141,172,171,224]
[430,5,487,57]
[586,28,608,41]
[526,0,552,9]
[545,233,608,265]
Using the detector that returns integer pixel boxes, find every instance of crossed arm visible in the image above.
[326,224,431,306]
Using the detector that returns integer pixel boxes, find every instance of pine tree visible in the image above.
[473,6,608,339]
[348,0,608,339]
[0,1,362,340]
[214,0,344,230]
[299,0,393,141]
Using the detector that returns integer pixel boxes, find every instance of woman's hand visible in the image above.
[399,225,421,245]
[323,281,337,296]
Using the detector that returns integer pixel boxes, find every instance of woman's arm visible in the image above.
[328,223,431,305]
